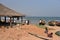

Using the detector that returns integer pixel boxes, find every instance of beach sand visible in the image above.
[0,24,60,40]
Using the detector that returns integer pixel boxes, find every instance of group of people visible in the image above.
[45,27,53,38]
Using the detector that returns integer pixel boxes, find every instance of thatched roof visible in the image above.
[0,3,25,17]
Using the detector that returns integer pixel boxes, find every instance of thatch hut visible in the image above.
[0,3,25,27]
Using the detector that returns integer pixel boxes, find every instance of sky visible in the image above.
[0,0,60,17]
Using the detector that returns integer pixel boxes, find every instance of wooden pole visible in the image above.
[21,16,23,24]
[5,16,6,22]
[13,17,14,23]
[0,16,1,21]
[17,17,19,20]
[10,17,12,27]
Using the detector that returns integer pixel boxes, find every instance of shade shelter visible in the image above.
[0,3,25,27]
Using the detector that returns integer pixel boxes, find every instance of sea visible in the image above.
[24,16,60,24]
[1,16,60,25]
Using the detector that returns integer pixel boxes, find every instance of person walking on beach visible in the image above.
[45,27,48,34]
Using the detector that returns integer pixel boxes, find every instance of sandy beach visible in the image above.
[0,1,60,40]
[0,24,60,40]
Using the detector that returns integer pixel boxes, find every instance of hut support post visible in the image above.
[21,16,23,24]
[0,16,1,21]
[10,17,12,27]
[17,17,19,23]
[5,16,6,22]
[17,17,19,20]
[13,17,14,23]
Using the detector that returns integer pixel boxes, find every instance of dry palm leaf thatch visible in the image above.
[0,3,25,17]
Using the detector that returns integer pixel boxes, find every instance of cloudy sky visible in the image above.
[0,0,60,17]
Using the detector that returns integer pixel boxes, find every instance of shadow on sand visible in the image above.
[28,32,51,40]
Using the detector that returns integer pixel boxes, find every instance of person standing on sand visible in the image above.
[39,19,42,25]
[45,27,48,34]
[26,20,29,25]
